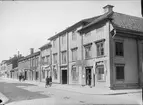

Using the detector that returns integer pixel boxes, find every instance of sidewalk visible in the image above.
[2,78,142,95]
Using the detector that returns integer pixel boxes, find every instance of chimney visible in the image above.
[103,5,114,13]
[30,48,34,54]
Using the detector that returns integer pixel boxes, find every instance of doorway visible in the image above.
[24,71,27,80]
[85,68,91,86]
[62,70,67,84]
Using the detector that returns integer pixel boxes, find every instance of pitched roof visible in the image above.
[18,51,40,62]
[111,12,143,33]
[79,11,143,34]
[48,15,100,40]
[39,42,52,50]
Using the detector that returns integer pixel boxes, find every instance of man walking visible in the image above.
[45,76,49,88]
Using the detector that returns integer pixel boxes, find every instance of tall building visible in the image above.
[48,5,143,89]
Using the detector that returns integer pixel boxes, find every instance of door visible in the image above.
[86,68,91,86]
[62,70,67,84]
[25,71,27,80]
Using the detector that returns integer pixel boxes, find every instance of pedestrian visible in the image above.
[49,76,52,87]
[45,76,49,88]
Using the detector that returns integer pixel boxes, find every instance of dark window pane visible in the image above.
[116,66,124,80]
[116,42,123,56]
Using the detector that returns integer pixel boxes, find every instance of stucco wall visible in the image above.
[82,22,111,87]
[113,36,138,85]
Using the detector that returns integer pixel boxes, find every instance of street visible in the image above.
[0,78,142,105]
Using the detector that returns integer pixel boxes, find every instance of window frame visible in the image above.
[61,51,67,64]
[96,65,105,82]
[84,44,92,59]
[71,48,78,62]
[115,64,125,81]
[71,65,78,81]
[72,30,77,40]
[53,39,56,48]
[53,53,57,64]
[61,34,66,45]
[96,40,105,57]
[115,40,124,57]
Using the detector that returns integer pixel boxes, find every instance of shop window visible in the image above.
[42,70,45,79]
[71,66,78,81]
[53,66,58,79]
[116,65,124,80]
[97,65,105,81]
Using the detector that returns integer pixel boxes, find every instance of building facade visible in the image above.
[18,49,40,81]
[39,42,52,82]
[78,5,143,89]
[48,5,143,89]
[0,60,8,77]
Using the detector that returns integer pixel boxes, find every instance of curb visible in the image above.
[0,92,9,105]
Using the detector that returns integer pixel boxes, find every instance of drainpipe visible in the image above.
[136,39,141,88]
[67,32,69,84]
[81,33,84,86]
[59,36,61,84]
[39,51,42,82]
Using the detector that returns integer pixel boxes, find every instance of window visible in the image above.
[115,41,124,56]
[42,70,45,79]
[36,57,38,67]
[53,66,57,79]
[53,53,57,64]
[71,48,77,61]
[72,30,77,40]
[84,45,92,59]
[42,57,45,64]
[61,34,66,45]
[71,65,79,81]
[53,39,56,48]
[96,41,104,57]
[46,55,50,64]
[116,65,124,80]
[61,51,67,64]
[97,65,105,81]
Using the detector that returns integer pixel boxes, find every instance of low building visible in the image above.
[18,49,40,81]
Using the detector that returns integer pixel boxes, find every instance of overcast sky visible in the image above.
[0,0,141,62]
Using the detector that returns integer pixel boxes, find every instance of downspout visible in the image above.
[109,20,113,89]
[81,32,84,86]
[67,32,69,84]
[136,39,141,88]
[59,36,61,84]
[39,50,42,82]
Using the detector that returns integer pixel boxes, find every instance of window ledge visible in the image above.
[97,80,106,82]
[96,55,106,58]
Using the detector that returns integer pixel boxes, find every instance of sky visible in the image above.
[0,0,141,62]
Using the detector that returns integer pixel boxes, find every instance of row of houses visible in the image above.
[1,5,143,89]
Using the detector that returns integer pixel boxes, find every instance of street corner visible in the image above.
[0,92,9,105]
